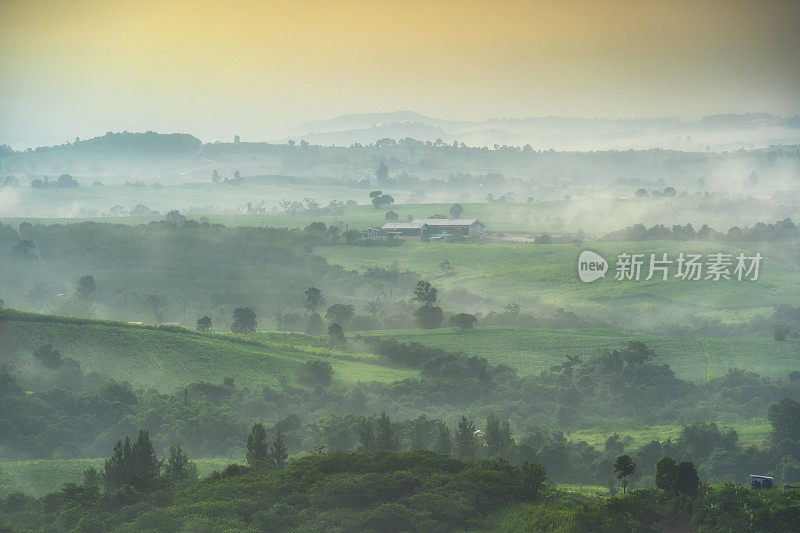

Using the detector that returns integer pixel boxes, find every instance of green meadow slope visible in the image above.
[0,311,416,392]
[353,326,800,383]
[320,240,799,330]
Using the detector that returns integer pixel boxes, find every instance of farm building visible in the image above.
[418,218,485,236]
[382,221,427,237]
[381,218,485,238]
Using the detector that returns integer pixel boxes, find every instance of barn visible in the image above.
[380,218,485,237]
[381,221,427,237]
[416,218,485,236]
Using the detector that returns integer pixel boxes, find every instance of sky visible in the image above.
[1,0,799,146]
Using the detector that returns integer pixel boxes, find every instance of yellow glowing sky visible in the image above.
[1,0,799,143]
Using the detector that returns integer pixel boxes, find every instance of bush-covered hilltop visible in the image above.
[4,442,799,532]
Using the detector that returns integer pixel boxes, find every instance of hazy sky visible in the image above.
[1,0,799,145]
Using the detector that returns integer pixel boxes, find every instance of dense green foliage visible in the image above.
[1,450,548,532]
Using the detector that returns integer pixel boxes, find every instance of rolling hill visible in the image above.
[0,310,416,392]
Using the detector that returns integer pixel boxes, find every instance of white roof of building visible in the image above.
[382,222,426,230]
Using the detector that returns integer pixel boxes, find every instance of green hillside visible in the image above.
[353,326,800,382]
[319,241,799,330]
[0,311,416,392]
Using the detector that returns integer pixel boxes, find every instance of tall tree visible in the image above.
[675,461,700,497]
[412,280,437,306]
[103,430,162,492]
[438,259,454,277]
[304,287,325,313]
[768,397,800,443]
[130,430,161,489]
[434,421,452,455]
[375,411,398,451]
[246,423,270,468]
[613,454,637,494]
[655,456,677,492]
[103,436,133,492]
[163,444,198,484]
[449,203,464,218]
[196,315,213,332]
[410,418,427,451]
[485,413,513,457]
[231,307,257,334]
[270,431,289,468]
[454,416,476,460]
[76,274,96,301]
[358,417,376,452]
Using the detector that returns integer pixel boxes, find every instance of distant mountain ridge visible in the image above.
[279,111,800,151]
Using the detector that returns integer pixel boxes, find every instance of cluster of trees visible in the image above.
[604,218,799,242]
[369,189,395,208]
[30,173,79,189]
[1,221,411,326]
[2,446,549,532]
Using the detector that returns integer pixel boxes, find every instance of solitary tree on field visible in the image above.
[412,280,437,306]
[76,274,96,301]
[613,454,637,494]
[449,203,463,218]
[196,315,213,332]
[304,287,325,314]
[439,259,454,277]
[412,280,442,329]
[246,423,270,468]
[231,307,256,334]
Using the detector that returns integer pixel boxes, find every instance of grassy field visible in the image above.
[568,418,772,449]
[6,195,798,235]
[0,311,417,392]
[0,458,234,498]
[320,239,799,330]
[352,326,800,383]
